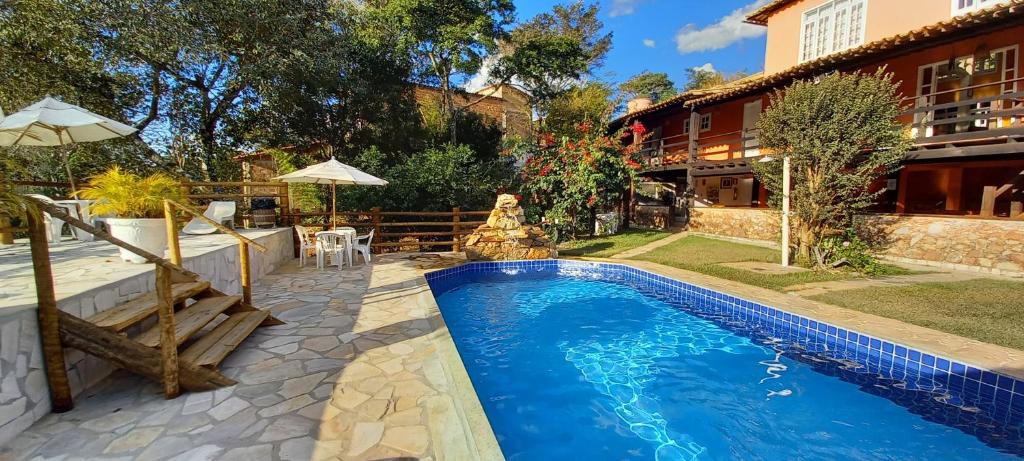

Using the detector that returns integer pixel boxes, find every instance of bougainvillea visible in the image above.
[518,121,648,239]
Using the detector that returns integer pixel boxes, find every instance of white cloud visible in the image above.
[675,0,771,55]
[694,62,716,73]
[642,38,656,48]
[609,0,645,17]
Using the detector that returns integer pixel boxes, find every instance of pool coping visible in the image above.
[588,257,1024,382]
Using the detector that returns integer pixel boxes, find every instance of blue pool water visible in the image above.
[428,263,1024,461]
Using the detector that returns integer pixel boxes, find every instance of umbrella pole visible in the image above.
[58,132,77,194]
[331,181,337,230]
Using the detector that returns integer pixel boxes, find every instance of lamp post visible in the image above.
[759,155,791,267]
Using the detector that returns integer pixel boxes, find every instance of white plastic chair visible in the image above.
[316,233,345,271]
[353,229,374,264]
[182,201,236,235]
[295,225,317,267]
[26,194,79,244]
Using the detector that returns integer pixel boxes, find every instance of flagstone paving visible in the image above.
[0,253,501,461]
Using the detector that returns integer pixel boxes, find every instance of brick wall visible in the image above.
[413,86,533,140]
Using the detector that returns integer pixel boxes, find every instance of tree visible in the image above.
[752,70,911,263]
[363,0,514,121]
[518,122,642,237]
[86,0,341,180]
[545,82,617,138]
[620,71,676,102]
[488,1,611,122]
[683,67,750,91]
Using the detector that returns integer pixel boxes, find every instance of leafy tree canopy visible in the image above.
[683,67,750,91]
[752,69,911,263]
[620,71,676,102]
[545,82,617,138]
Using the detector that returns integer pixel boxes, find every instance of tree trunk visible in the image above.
[198,123,216,182]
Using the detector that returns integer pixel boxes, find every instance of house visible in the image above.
[613,0,1024,275]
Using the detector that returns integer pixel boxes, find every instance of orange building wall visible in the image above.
[764,0,959,74]
[696,95,767,161]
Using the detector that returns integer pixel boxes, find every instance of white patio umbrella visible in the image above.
[0,96,138,191]
[272,156,388,228]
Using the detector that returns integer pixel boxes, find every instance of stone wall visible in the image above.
[855,214,1024,276]
[0,228,294,445]
[689,207,781,242]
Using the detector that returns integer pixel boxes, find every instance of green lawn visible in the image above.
[811,279,1024,350]
[630,235,913,291]
[558,229,671,258]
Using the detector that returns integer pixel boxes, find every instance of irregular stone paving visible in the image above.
[1,253,500,461]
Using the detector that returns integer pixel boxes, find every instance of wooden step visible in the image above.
[180,310,269,367]
[135,296,242,348]
[86,281,211,331]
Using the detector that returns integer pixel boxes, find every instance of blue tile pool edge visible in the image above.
[425,259,1024,421]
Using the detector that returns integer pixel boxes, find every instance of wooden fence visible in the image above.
[6,179,490,252]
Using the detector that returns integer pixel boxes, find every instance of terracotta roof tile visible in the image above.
[745,0,797,25]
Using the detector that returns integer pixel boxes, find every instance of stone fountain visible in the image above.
[462,194,558,261]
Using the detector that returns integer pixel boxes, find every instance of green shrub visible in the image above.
[817,230,886,275]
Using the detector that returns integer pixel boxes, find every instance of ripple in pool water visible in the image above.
[429,269,1024,461]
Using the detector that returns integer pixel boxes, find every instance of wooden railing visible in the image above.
[900,77,1024,145]
[181,181,290,228]
[163,199,267,305]
[638,130,761,170]
[292,208,491,252]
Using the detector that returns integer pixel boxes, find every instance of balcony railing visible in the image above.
[902,77,1024,146]
[639,130,762,171]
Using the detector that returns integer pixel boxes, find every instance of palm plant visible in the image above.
[78,167,185,219]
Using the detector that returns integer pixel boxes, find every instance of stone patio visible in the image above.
[0,253,501,461]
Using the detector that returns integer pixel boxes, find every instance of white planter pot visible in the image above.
[106,218,168,264]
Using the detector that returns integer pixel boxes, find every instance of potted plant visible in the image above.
[79,167,184,263]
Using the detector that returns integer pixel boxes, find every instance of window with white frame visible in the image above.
[699,113,712,132]
[799,0,867,63]
[951,0,1008,16]
[683,118,691,136]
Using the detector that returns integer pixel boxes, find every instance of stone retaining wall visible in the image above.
[855,214,1024,277]
[689,207,781,242]
[0,228,294,445]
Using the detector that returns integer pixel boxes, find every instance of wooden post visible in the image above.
[452,207,461,252]
[239,242,252,306]
[155,265,179,398]
[980,185,997,217]
[27,211,73,412]
[371,207,381,255]
[1011,201,1022,219]
[164,201,182,265]
[279,183,291,227]
[0,215,12,245]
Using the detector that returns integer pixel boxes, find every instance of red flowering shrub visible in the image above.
[517,122,647,238]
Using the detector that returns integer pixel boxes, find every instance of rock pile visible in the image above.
[462,194,557,261]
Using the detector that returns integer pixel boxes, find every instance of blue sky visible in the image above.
[512,0,771,90]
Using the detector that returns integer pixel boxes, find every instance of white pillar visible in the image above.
[781,154,791,267]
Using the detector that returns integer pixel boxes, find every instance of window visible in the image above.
[683,118,691,136]
[952,0,1008,16]
[699,113,712,132]
[799,0,867,63]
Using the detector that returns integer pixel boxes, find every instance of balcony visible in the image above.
[903,77,1024,154]
[639,131,762,172]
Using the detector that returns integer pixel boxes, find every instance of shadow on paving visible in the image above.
[3,254,452,460]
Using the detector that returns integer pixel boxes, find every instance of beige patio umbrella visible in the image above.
[272,156,388,228]
[0,96,138,192]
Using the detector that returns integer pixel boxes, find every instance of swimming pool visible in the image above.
[427,260,1024,461]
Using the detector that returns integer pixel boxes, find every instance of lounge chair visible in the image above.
[182,201,236,235]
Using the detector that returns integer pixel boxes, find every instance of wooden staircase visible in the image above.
[27,198,284,405]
